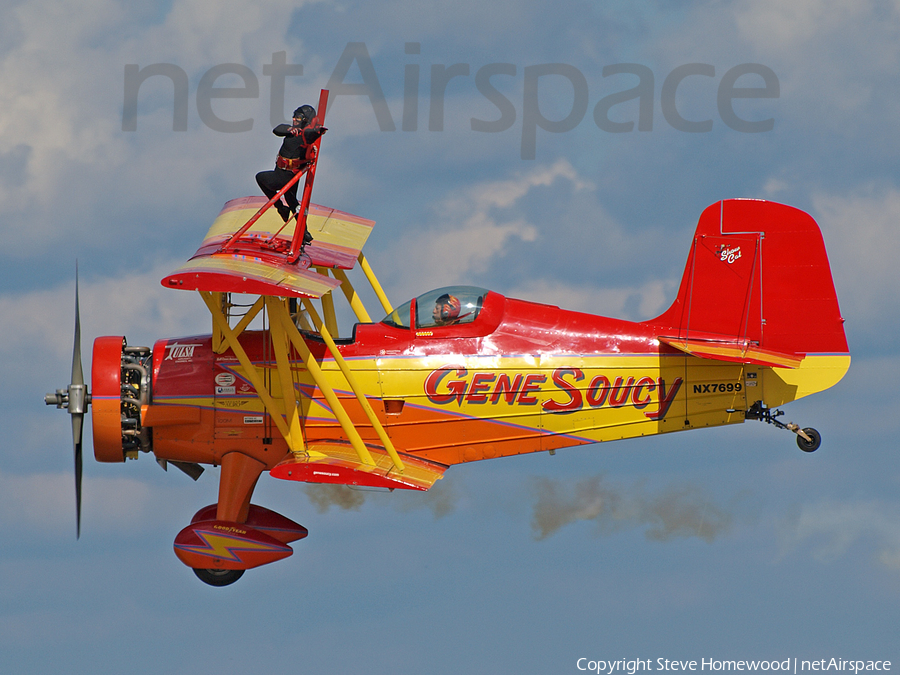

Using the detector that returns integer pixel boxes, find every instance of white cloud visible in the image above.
[381,160,590,296]
[505,277,675,321]
[762,177,789,197]
[0,261,210,391]
[780,500,900,572]
[733,1,875,54]
[388,215,537,295]
[811,185,900,335]
[651,0,900,149]
[0,0,315,250]
[454,158,593,211]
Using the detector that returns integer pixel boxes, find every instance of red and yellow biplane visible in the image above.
[46,91,849,586]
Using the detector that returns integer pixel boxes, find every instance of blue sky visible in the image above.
[2,0,899,673]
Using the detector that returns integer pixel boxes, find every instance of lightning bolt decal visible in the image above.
[174,524,291,566]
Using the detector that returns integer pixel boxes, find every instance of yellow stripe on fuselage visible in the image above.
[150,352,850,467]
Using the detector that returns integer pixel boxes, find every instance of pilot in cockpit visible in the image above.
[432,293,462,326]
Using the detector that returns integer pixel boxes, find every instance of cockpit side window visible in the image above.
[381,286,489,330]
[416,286,487,328]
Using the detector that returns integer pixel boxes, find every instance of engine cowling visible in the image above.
[91,336,153,462]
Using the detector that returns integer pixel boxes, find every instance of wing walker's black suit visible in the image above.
[256,123,324,222]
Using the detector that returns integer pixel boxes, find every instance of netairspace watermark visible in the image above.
[576,659,892,675]
[122,42,780,159]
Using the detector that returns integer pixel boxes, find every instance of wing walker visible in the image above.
[46,89,850,585]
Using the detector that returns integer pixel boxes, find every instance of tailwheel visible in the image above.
[193,568,245,587]
[796,427,821,453]
[745,401,823,453]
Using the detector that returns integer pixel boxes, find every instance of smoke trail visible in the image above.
[304,484,367,513]
[302,474,732,544]
[394,479,457,518]
[531,475,733,542]
[302,479,457,517]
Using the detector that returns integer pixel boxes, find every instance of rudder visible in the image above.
[650,199,849,360]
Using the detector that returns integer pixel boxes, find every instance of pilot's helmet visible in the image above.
[292,105,317,127]
[434,293,461,324]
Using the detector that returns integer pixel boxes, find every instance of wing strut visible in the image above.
[294,298,405,471]
[199,291,294,443]
[330,267,372,322]
[165,91,407,476]
[265,297,376,467]
[199,287,406,473]
[357,251,393,315]
[265,299,307,454]
[211,294,264,354]
[202,290,383,470]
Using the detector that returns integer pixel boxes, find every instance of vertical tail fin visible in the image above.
[649,199,848,364]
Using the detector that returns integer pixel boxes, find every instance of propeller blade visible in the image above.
[71,266,85,538]
[45,264,91,538]
[73,412,83,539]
[72,265,84,387]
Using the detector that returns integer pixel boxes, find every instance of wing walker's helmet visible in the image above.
[292,105,317,127]
[434,293,461,324]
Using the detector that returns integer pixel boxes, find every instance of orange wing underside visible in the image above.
[270,443,448,491]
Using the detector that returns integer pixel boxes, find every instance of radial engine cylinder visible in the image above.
[92,336,153,462]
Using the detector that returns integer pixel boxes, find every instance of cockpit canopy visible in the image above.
[382,286,489,329]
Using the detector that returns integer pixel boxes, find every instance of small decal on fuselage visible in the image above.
[215,372,236,387]
[217,400,248,408]
[164,341,202,362]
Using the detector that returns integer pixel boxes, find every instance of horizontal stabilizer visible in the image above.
[659,336,803,369]
[271,443,448,491]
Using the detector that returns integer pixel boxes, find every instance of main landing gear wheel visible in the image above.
[193,568,245,587]
[796,427,821,453]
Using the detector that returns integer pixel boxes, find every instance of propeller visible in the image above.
[44,266,90,538]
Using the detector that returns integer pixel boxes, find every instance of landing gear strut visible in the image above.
[744,401,822,452]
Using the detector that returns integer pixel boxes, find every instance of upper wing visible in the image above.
[162,197,376,299]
